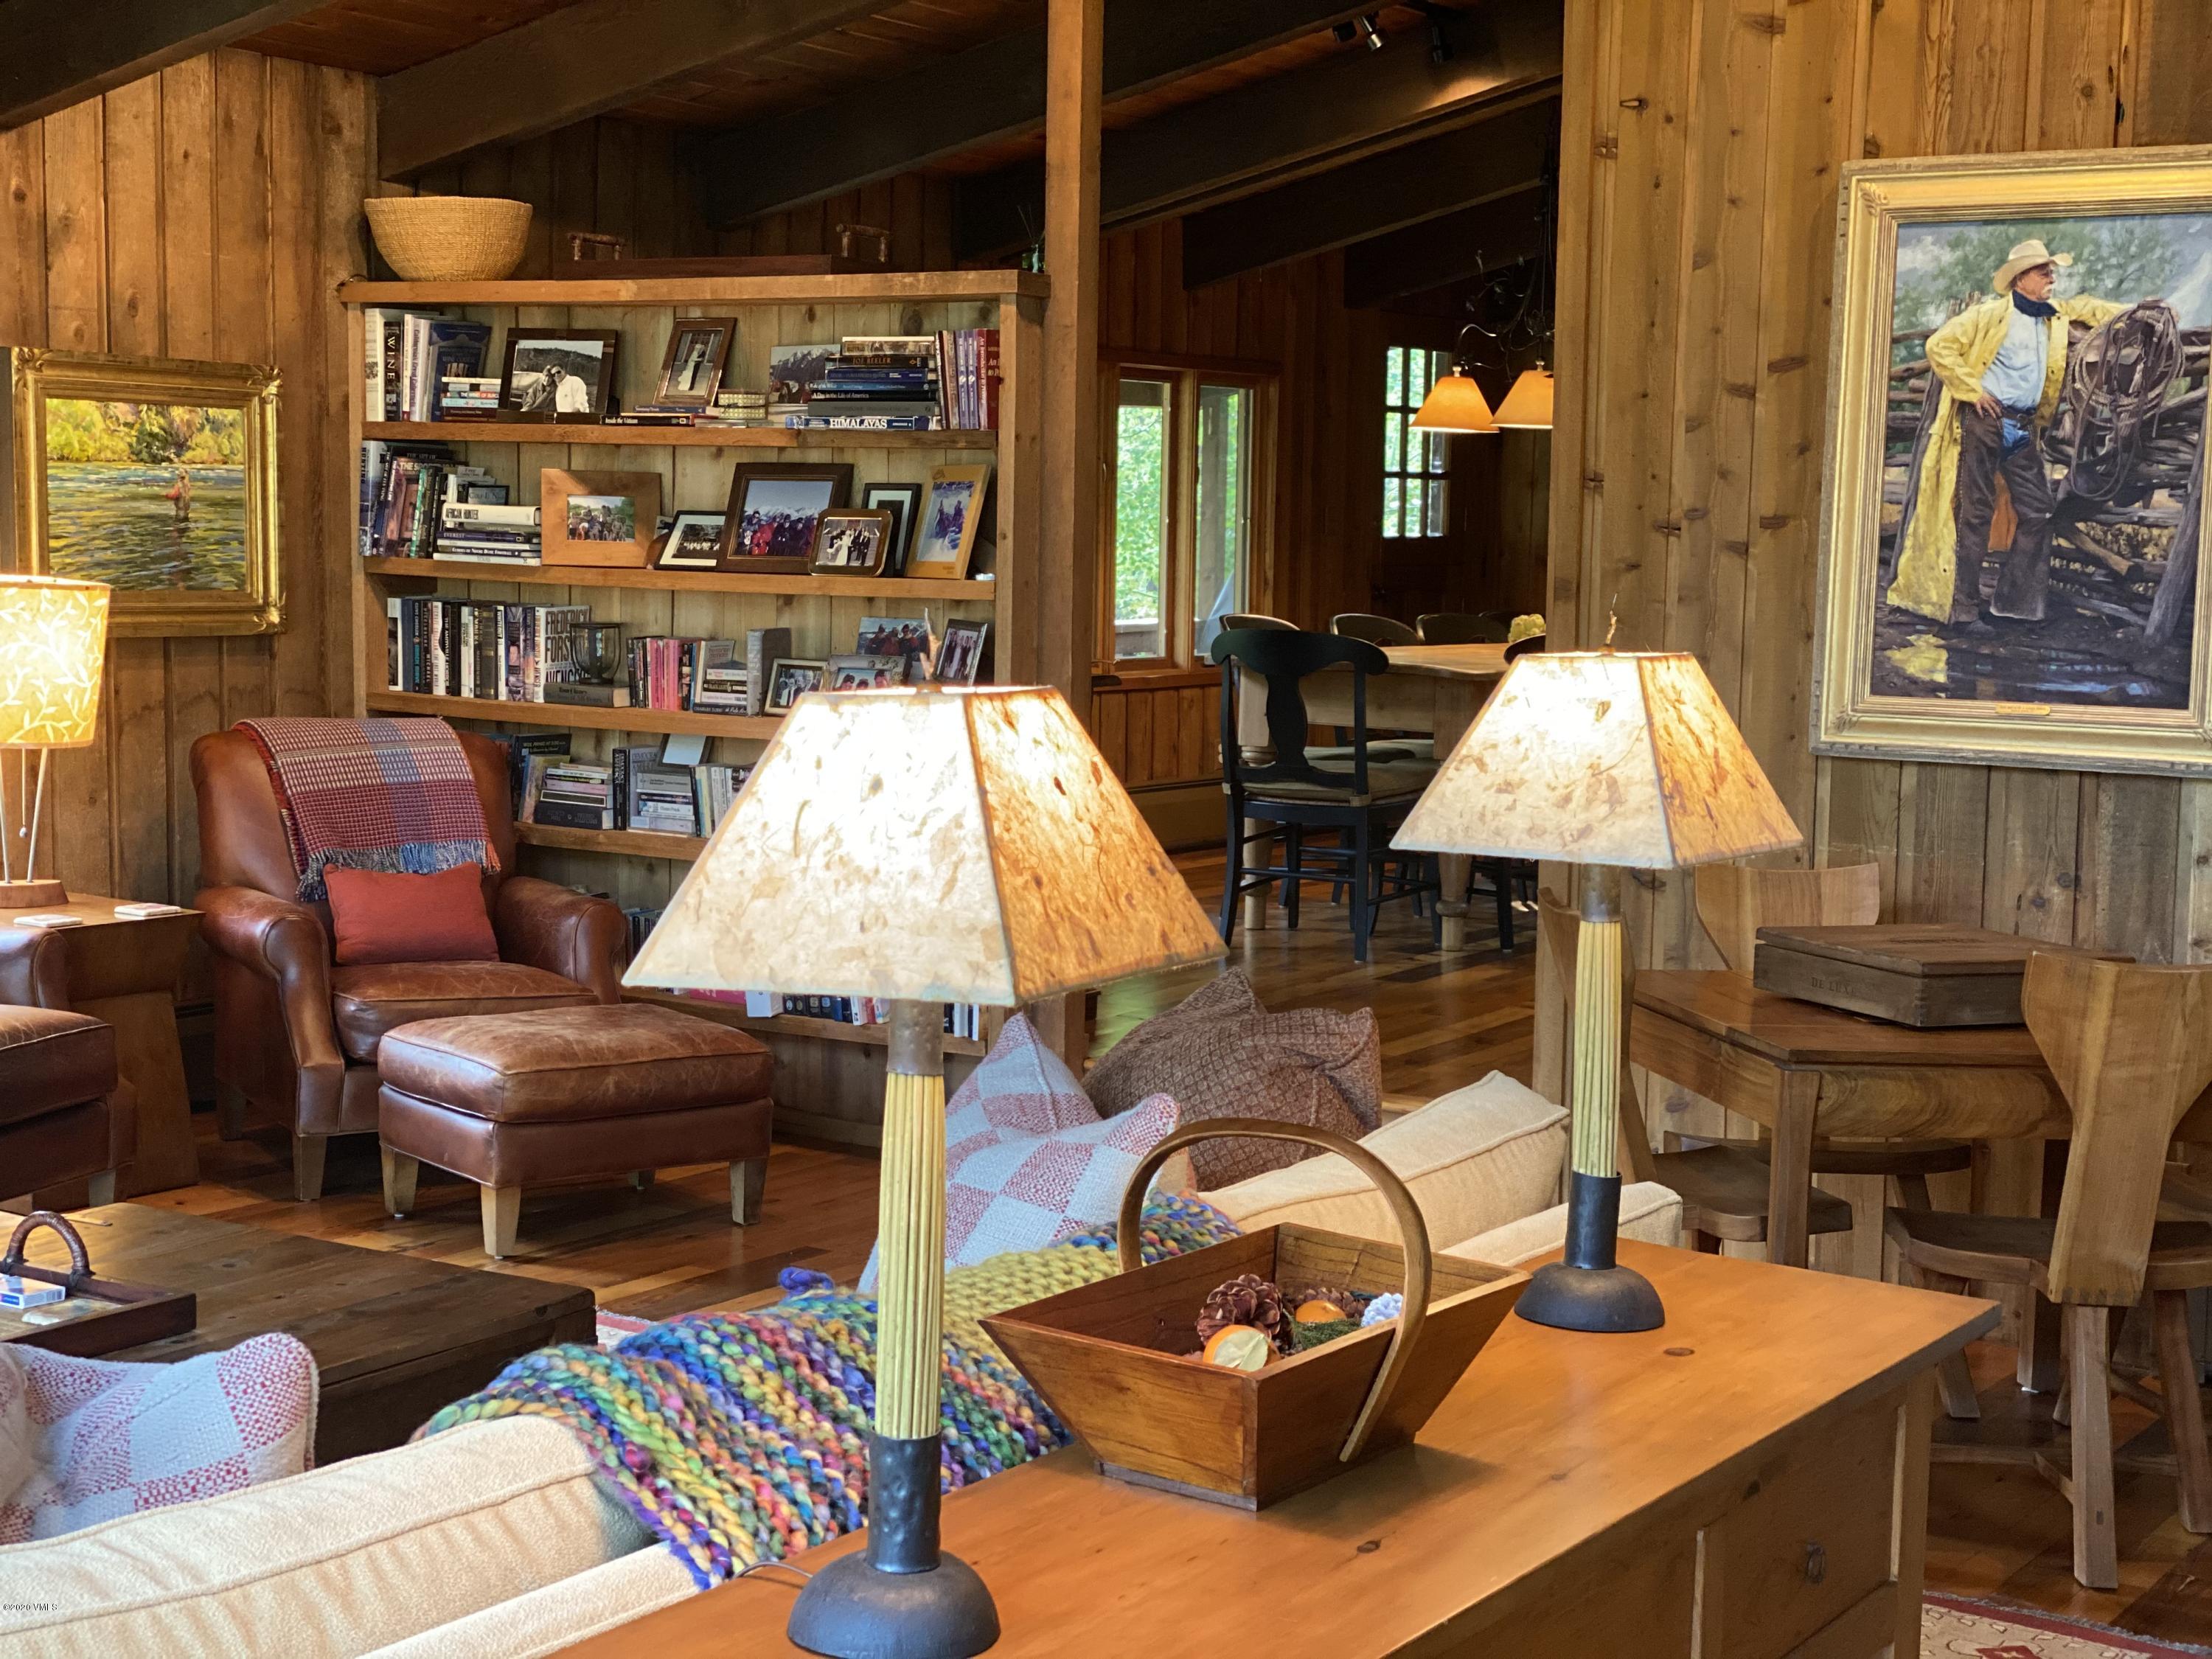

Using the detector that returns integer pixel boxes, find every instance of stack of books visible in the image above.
[527,762,616,830]
[792,336,942,431]
[625,636,751,714]
[364,310,492,422]
[935,328,1001,431]
[437,501,541,563]
[611,748,752,836]
[702,389,768,427]
[386,598,588,700]
[439,376,502,420]
[361,443,501,558]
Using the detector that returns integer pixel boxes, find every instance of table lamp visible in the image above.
[0,574,110,908]
[626,684,1223,1658]
[1394,650,1799,1332]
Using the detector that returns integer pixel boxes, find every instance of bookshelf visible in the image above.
[344,271,1045,1146]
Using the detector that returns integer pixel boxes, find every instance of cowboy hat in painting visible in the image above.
[1991,237,2076,293]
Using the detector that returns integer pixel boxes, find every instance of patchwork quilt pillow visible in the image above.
[860,1014,1182,1288]
[0,1332,317,1543]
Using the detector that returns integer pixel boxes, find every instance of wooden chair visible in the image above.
[1691,863,1973,1206]
[1886,955,2212,1588]
[1330,612,1419,647]
[1538,892,1855,1254]
[1414,611,1511,644]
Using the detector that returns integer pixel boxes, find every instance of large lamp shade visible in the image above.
[1397,651,1800,1335]
[1408,369,1497,434]
[1492,366,1555,431]
[0,574,109,908]
[628,684,1221,1659]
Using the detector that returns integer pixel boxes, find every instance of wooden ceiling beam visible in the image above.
[376,0,897,181]
[695,0,1376,227]
[0,0,322,131]
[1340,186,1551,309]
[953,0,1562,260]
[1180,100,1554,289]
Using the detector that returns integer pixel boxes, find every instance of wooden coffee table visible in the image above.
[2,1204,594,1462]
[571,1241,1992,1658]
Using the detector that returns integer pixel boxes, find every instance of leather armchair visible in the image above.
[0,926,136,1208]
[191,725,627,1200]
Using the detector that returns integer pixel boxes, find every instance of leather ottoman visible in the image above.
[375,1003,774,1259]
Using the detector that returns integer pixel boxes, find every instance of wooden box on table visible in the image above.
[1753,923,2126,1027]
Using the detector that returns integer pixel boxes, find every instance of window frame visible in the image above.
[1381,343,1453,541]
[1096,352,1278,675]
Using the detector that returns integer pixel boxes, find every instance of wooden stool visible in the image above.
[1886,954,2212,1589]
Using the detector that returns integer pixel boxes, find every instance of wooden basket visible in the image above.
[982,1119,1527,1509]
[364,195,532,282]
[0,1211,195,1357]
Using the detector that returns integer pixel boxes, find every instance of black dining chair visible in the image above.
[1211,628,1437,962]
[1415,611,1513,644]
[1330,612,1419,647]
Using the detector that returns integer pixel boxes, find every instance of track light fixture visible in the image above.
[1335,14,1385,49]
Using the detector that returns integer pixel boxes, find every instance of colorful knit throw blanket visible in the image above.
[418,1196,1239,1588]
[236,716,498,902]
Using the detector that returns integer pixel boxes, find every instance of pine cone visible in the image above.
[1196,1274,1292,1352]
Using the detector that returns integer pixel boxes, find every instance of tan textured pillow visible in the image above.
[1085,970,1380,1187]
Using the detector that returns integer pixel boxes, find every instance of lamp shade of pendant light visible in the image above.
[1409,369,1497,434]
[1494,365,1556,430]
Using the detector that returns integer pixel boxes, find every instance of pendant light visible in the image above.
[1494,363,1555,430]
[1411,328,1498,434]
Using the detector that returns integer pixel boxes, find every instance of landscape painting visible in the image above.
[7,348,282,636]
[1814,151,2212,775]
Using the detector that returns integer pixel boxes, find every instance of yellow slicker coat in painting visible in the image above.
[1885,291,2127,621]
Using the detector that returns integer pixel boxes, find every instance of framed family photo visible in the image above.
[2,347,282,636]
[765,657,827,711]
[1814,146,2212,775]
[651,319,737,410]
[540,468,661,568]
[718,463,852,574]
[500,330,619,422]
[909,463,992,580]
[655,509,726,571]
[810,508,892,577]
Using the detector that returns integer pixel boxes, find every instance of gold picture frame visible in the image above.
[1814,145,2212,776]
[3,348,282,637]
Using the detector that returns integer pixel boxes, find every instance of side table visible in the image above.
[6,896,202,1195]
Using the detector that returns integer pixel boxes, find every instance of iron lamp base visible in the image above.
[787,1550,1000,1659]
[1513,1171,1666,1334]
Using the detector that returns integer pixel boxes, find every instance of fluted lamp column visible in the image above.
[625,684,1223,1658]
[1394,651,1800,1332]
[0,575,111,908]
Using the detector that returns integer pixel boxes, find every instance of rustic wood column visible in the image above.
[1034,0,1105,1070]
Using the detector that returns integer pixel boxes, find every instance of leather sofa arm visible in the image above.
[195,885,345,1073]
[0,925,70,1009]
[493,877,626,1003]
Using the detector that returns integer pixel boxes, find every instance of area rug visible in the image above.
[1925,1593,2212,1656]
[594,1312,650,1346]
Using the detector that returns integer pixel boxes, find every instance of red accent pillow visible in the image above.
[324,863,499,966]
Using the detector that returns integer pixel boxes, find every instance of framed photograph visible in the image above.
[810,508,893,577]
[861,481,923,575]
[826,653,904,689]
[857,615,936,681]
[655,509,727,571]
[1815,147,2212,775]
[768,342,835,404]
[652,318,737,409]
[765,657,827,711]
[934,618,990,685]
[718,462,853,573]
[540,468,661,568]
[3,347,282,636]
[910,463,992,580]
[500,329,619,422]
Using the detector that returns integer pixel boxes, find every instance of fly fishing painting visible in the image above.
[1815,148,2212,775]
[4,349,282,637]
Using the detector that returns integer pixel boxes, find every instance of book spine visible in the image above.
[982,329,1001,430]
[611,746,630,831]
[382,316,406,421]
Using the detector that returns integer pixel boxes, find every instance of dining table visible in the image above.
[1234,640,1509,951]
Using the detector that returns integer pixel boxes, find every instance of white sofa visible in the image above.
[0,1071,1678,1658]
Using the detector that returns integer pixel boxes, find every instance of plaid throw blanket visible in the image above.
[237,717,498,902]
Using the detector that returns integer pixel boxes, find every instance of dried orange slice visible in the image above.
[1200,1324,1271,1371]
[1293,1298,1349,1323]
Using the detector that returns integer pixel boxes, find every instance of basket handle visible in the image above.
[1,1210,93,1293]
[1118,1118,1431,1463]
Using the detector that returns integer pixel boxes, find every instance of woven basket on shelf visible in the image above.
[364,196,532,281]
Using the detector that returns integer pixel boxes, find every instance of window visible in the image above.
[1103,361,1272,667]
[1382,345,1450,538]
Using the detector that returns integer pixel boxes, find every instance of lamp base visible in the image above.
[1513,1172,1666,1334]
[787,1551,1000,1659]
[0,878,67,910]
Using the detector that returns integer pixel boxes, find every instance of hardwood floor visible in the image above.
[114,852,2212,1646]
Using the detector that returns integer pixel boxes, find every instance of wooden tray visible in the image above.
[1752,923,2129,1027]
[0,1211,196,1357]
[984,1120,1526,1510]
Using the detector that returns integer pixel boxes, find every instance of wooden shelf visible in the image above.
[361,557,997,601]
[366,690,782,739]
[362,420,995,449]
[338,272,1046,307]
[627,987,986,1057]
[516,821,707,860]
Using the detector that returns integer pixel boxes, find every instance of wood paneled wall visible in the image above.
[0,50,373,916]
